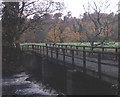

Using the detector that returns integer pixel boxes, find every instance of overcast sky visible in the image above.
[0,0,118,18]
[59,0,118,18]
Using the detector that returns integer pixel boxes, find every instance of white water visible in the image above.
[2,72,58,96]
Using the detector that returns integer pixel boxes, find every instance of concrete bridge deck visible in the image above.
[22,45,119,84]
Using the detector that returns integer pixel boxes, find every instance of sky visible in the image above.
[0,0,119,18]
[59,0,119,18]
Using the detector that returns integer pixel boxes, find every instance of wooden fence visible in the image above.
[21,44,119,81]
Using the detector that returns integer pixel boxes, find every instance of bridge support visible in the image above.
[66,69,76,95]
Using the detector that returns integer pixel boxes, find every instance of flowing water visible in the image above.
[2,72,62,96]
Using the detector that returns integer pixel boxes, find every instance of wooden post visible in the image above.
[46,47,48,57]
[83,51,86,73]
[83,46,85,50]
[76,46,78,55]
[115,48,118,61]
[63,49,65,62]
[91,46,94,55]
[51,47,53,58]
[56,48,58,60]
[102,47,104,58]
[32,45,34,51]
[65,45,67,53]
[71,50,74,68]
[98,53,101,79]
[40,46,41,54]
[102,47,104,52]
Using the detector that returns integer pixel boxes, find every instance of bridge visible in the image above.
[21,44,120,85]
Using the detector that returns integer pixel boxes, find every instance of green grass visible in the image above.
[56,42,119,47]
[20,42,120,51]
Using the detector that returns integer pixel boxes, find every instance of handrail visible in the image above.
[21,44,119,79]
[21,44,119,84]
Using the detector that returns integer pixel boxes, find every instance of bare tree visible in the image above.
[2,0,65,48]
[83,1,117,47]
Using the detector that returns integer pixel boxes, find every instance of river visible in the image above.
[2,72,64,96]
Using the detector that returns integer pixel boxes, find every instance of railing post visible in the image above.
[46,47,48,57]
[76,46,78,55]
[91,46,94,55]
[83,46,85,50]
[56,48,58,60]
[32,45,34,52]
[98,53,101,79]
[71,50,74,68]
[43,46,44,54]
[40,46,41,54]
[102,47,104,58]
[102,47,104,52]
[115,48,118,60]
[51,47,53,58]
[46,43,48,47]
[53,44,54,47]
[62,49,65,62]
[65,45,67,53]
[83,51,86,73]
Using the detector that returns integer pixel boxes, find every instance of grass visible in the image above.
[56,42,119,47]
[20,42,120,51]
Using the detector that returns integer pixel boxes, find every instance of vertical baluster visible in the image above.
[51,47,53,58]
[83,51,86,73]
[46,47,48,57]
[71,50,74,68]
[56,48,58,60]
[65,45,67,53]
[102,47,104,58]
[98,53,101,79]
[32,45,34,52]
[40,46,41,54]
[63,49,65,62]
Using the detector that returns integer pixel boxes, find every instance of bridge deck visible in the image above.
[22,46,119,84]
[46,52,118,78]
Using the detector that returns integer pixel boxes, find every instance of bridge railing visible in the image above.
[45,43,120,53]
[21,44,119,80]
[21,45,119,76]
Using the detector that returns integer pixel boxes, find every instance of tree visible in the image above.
[46,17,61,44]
[82,1,117,47]
[2,0,65,47]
